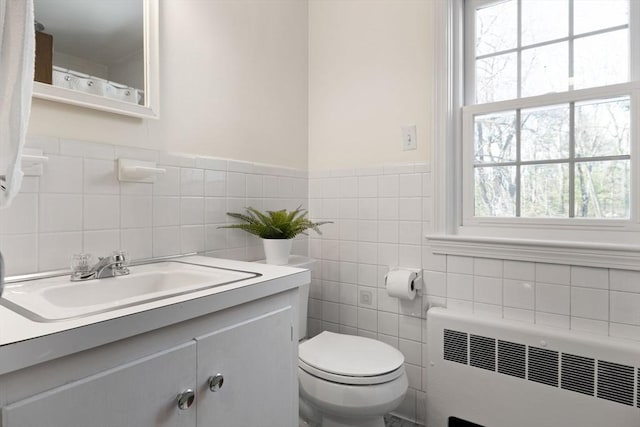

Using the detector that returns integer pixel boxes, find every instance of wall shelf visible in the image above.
[22,148,49,177]
[118,159,166,183]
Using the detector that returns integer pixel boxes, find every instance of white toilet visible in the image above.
[286,256,409,427]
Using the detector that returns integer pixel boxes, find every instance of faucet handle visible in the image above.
[71,253,94,281]
[112,250,129,265]
[112,250,130,275]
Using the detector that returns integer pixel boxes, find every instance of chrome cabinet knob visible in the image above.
[176,389,195,410]
[208,373,224,392]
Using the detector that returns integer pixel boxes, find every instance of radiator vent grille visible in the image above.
[528,347,559,387]
[470,335,496,371]
[444,329,468,365]
[597,360,634,406]
[441,329,639,408]
[561,353,595,396]
[497,340,526,379]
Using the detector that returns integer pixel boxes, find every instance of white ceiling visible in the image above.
[34,0,143,65]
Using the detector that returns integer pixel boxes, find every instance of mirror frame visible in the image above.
[32,0,159,119]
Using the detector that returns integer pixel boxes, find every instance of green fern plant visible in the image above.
[218,206,332,239]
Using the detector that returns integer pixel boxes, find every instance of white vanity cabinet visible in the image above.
[0,288,299,427]
[2,342,198,427]
[195,306,295,427]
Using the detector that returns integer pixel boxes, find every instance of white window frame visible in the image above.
[428,0,640,270]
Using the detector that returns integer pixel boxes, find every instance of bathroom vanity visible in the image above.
[0,256,308,427]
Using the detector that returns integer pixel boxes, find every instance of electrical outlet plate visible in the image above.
[359,289,373,306]
[401,125,417,151]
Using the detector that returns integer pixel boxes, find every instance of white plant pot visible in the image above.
[262,238,293,265]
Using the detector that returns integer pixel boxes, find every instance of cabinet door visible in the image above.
[196,306,296,427]
[2,342,197,427]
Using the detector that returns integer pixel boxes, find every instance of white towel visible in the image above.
[77,76,106,96]
[52,68,73,89]
[0,0,35,208]
[104,82,139,104]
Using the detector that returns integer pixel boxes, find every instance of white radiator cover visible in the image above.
[426,308,640,427]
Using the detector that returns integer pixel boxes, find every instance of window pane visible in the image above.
[467,0,633,223]
[575,160,630,218]
[474,166,516,217]
[521,42,569,97]
[476,53,518,103]
[474,111,517,164]
[573,29,629,89]
[521,0,568,46]
[476,0,517,56]
[574,0,628,35]
[521,104,570,161]
[521,163,569,218]
[575,97,630,158]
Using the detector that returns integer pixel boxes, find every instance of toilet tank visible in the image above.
[254,255,315,340]
[284,256,315,341]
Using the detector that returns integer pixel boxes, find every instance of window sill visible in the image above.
[425,234,640,271]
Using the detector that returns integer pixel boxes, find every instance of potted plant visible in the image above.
[219,206,331,265]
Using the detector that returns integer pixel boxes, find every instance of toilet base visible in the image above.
[299,367,408,427]
[300,408,385,427]
[319,415,385,427]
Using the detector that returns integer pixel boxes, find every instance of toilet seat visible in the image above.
[298,331,405,385]
[299,359,404,385]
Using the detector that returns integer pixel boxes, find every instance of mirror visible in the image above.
[32,0,159,119]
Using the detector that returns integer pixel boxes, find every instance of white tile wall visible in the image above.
[308,161,640,425]
[473,276,502,305]
[536,283,570,315]
[610,291,640,325]
[610,269,640,293]
[1,193,37,234]
[10,144,640,425]
[503,260,535,281]
[40,194,83,232]
[503,280,535,310]
[571,287,609,321]
[0,136,308,275]
[571,266,609,289]
[447,273,474,300]
[309,163,430,423]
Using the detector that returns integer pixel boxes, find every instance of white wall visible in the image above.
[28,0,309,169]
[308,0,432,170]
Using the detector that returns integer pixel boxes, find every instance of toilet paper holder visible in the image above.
[384,267,423,295]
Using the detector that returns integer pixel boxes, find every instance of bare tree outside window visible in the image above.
[469,0,631,220]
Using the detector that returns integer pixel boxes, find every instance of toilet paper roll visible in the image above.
[386,269,417,301]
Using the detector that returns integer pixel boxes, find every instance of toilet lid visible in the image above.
[298,331,405,378]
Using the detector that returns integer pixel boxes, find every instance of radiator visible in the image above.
[426,308,640,427]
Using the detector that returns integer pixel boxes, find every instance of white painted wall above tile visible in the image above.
[308,0,432,170]
[28,1,309,169]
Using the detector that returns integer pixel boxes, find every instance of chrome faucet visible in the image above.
[71,251,130,281]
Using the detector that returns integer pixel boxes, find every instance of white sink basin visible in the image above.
[1,261,260,322]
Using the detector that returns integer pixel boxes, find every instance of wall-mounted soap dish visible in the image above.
[117,158,166,183]
[22,148,49,177]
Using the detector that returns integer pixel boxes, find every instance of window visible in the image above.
[428,0,640,267]
[463,0,638,223]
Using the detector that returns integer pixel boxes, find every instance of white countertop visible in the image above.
[0,255,310,375]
